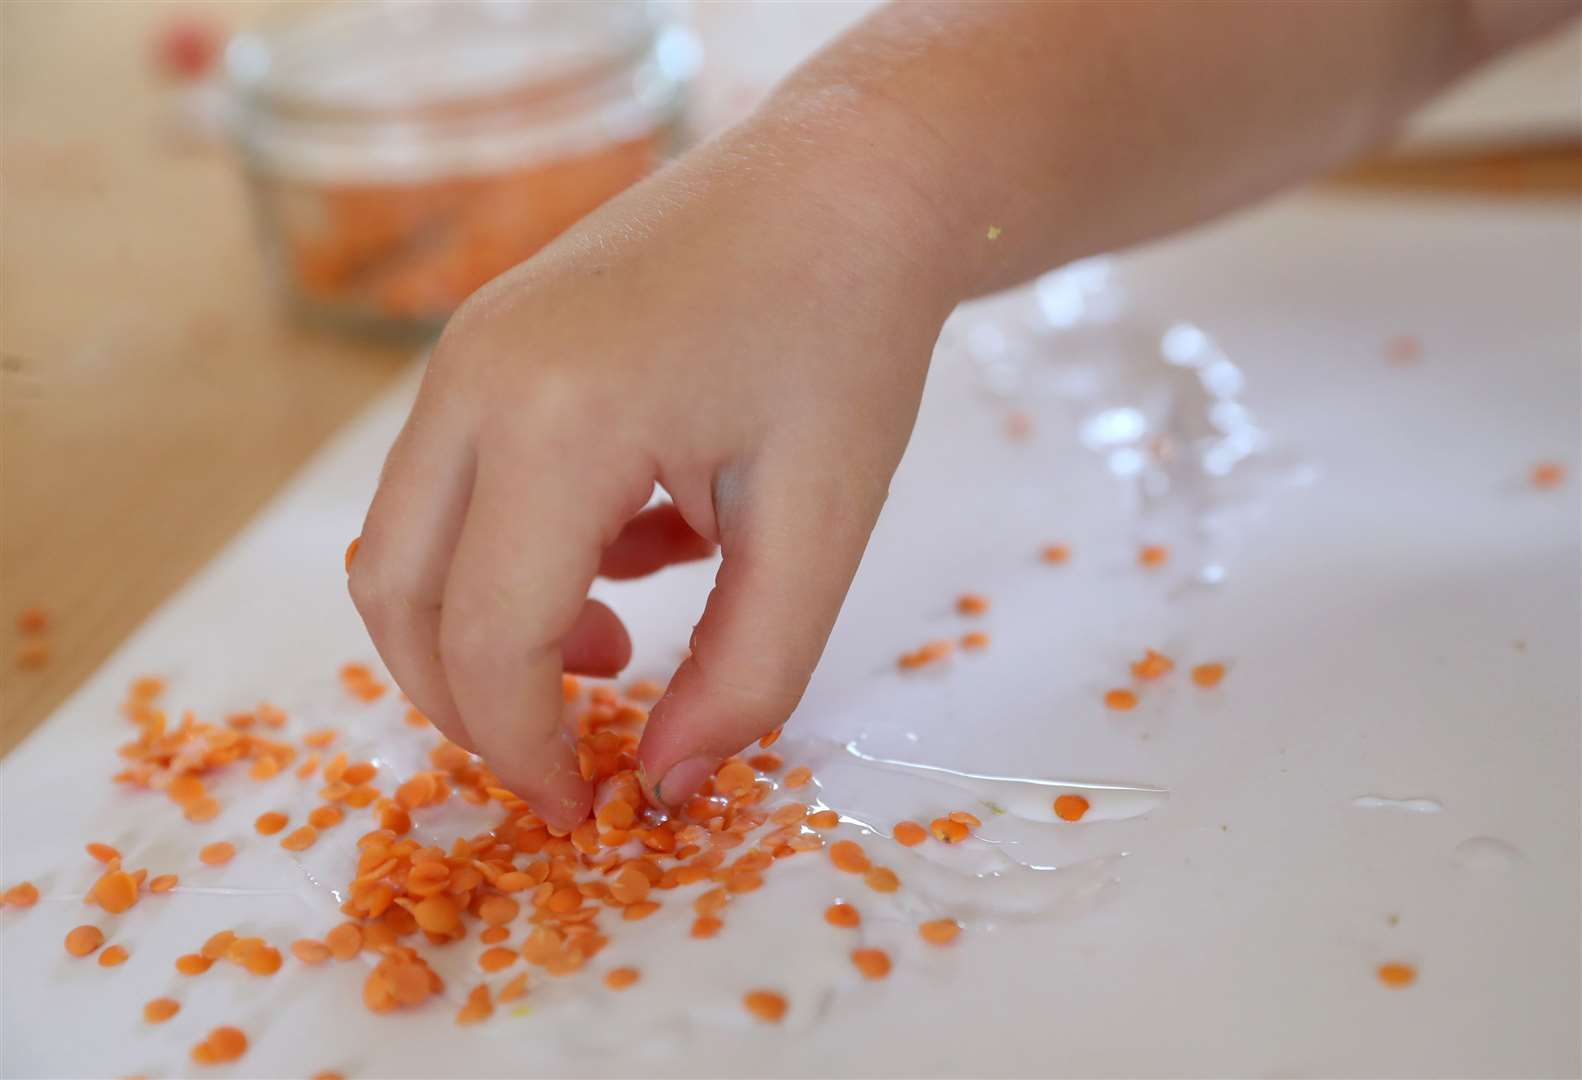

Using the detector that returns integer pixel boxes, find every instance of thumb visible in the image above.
[636,461,885,807]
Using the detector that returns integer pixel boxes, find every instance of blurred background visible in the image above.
[2,1,1577,751]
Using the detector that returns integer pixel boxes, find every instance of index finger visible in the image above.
[437,439,648,832]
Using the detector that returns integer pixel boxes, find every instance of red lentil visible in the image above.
[344,537,361,573]
[1040,543,1070,564]
[892,821,927,846]
[143,997,181,1023]
[743,989,787,1023]
[865,866,900,893]
[1531,462,1565,489]
[930,817,968,844]
[829,840,870,873]
[1054,794,1090,822]
[1138,544,1169,567]
[956,593,990,616]
[149,874,178,893]
[1377,962,1416,988]
[98,944,129,967]
[199,841,235,866]
[961,630,990,650]
[825,902,860,928]
[191,1025,247,1065]
[919,918,961,945]
[2,881,39,907]
[1104,688,1138,711]
[65,925,105,957]
[1190,663,1226,688]
[254,812,288,836]
[175,954,213,975]
[85,842,121,864]
[1131,649,1174,681]
[851,947,891,979]
[604,966,640,990]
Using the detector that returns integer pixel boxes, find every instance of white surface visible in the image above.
[2,193,1578,1078]
[1405,23,1581,147]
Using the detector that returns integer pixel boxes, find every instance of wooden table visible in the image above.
[1,1,410,752]
[3,1,1577,755]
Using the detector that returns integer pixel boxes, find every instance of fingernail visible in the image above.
[655,756,718,808]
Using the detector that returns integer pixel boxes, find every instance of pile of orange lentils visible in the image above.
[0,665,1072,1072]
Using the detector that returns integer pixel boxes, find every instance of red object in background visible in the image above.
[154,17,222,80]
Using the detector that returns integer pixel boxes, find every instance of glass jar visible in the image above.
[226,0,696,337]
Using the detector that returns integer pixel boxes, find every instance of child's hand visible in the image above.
[348,127,959,830]
[350,0,1572,831]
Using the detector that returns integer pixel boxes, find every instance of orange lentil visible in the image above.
[99,944,130,967]
[3,881,39,907]
[303,728,337,749]
[829,840,870,874]
[313,1074,346,1080]
[713,760,756,796]
[622,901,660,921]
[199,842,235,866]
[1190,663,1226,688]
[201,931,237,960]
[865,866,900,893]
[144,997,181,1023]
[478,895,520,926]
[17,606,48,634]
[825,903,860,928]
[281,825,319,852]
[149,874,178,894]
[308,805,344,829]
[85,842,121,864]
[691,916,723,939]
[413,894,461,935]
[1104,688,1138,711]
[479,947,518,973]
[956,593,990,616]
[961,630,990,651]
[176,953,213,975]
[743,989,787,1023]
[243,944,283,976]
[806,809,840,830]
[184,797,221,823]
[191,1025,247,1065]
[626,678,664,701]
[929,817,968,844]
[758,726,782,749]
[479,926,510,946]
[748,752,784,773]
[1054,794,1091,822]
[1385,335,1422,365]
[851,947,891,980]
[16,641,49,670]
[1131,649,1174,681]
[947,810,982,828]
[291,939,331,965]
[604,966,640,990]
[782,766,812,790]
[1138,544,1169,568]
[1531,462,1565,489]
[254,812,288,836]
[498,972,529,1003]
[919,918,961,945]
[455,983,493,1026]
[325,922,363,960]
[65,925,105,957]
[1377,962,1416,987]
[90,869,139,914]
[892,821,927,847]
[344,536,361,573]
[1040,543,1071,564]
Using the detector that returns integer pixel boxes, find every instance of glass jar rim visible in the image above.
[225,0,672,124]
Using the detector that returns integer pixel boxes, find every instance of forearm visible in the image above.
[750,0,1577,302]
